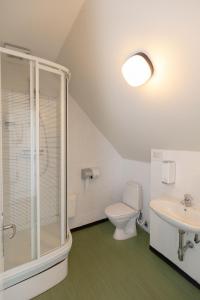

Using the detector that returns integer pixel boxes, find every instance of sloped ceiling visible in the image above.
[58,0,200,161]
[0,0,85,60]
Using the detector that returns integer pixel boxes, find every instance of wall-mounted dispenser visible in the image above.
[161,160,176,184]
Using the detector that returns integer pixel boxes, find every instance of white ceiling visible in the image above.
[58,0,200,161]
[0,0,85,60]
[1,0,200,162]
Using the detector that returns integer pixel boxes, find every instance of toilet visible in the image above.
[105,181,142,240]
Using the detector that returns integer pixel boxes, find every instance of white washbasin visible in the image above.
[150,197,200,233]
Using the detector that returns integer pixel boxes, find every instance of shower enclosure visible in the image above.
[0,47,72,299]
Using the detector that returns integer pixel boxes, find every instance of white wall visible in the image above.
[151,149,200,206]
[68,95,124,228]
[59,0,200,162]
[68,95,152,229]
[0,0,85,60]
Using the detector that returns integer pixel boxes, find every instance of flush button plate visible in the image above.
[151,150,163,161]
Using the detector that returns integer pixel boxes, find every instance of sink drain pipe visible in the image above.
[178,230,194,261]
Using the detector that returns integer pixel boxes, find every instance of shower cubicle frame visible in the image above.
[0,46,72,298]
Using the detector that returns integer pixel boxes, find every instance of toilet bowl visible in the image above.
[105,181,142,240]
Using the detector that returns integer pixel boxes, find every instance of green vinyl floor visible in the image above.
[34,221,200,300]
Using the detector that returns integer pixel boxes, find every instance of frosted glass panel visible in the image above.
[1,54,35,270]
[39,69,61,255]
[0,50,67,287]
[0,53,67,276]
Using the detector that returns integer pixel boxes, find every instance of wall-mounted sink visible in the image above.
[150,197,200,233]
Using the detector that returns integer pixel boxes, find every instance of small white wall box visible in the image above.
[161,160,176,184]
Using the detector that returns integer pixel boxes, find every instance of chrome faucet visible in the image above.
[181,194,193,207]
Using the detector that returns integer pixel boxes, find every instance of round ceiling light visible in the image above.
[121,52,154,87]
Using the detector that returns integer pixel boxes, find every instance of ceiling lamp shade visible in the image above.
[121,52,154,87]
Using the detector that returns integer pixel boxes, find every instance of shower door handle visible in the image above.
[3,224,16,239]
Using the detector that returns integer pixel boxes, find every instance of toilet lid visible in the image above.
[105,202,137,218]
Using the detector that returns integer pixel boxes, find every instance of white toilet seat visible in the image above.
[105,182,142,240]
[105,202,138,218]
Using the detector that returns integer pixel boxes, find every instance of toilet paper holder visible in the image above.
[81,167,100,180]
[81,168,93,180]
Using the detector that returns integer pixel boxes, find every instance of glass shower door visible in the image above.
[0,53,37,271]
[36,64,66,256]
[0,55,67,275]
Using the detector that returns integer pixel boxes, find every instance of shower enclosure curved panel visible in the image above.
[0,47,71,299]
